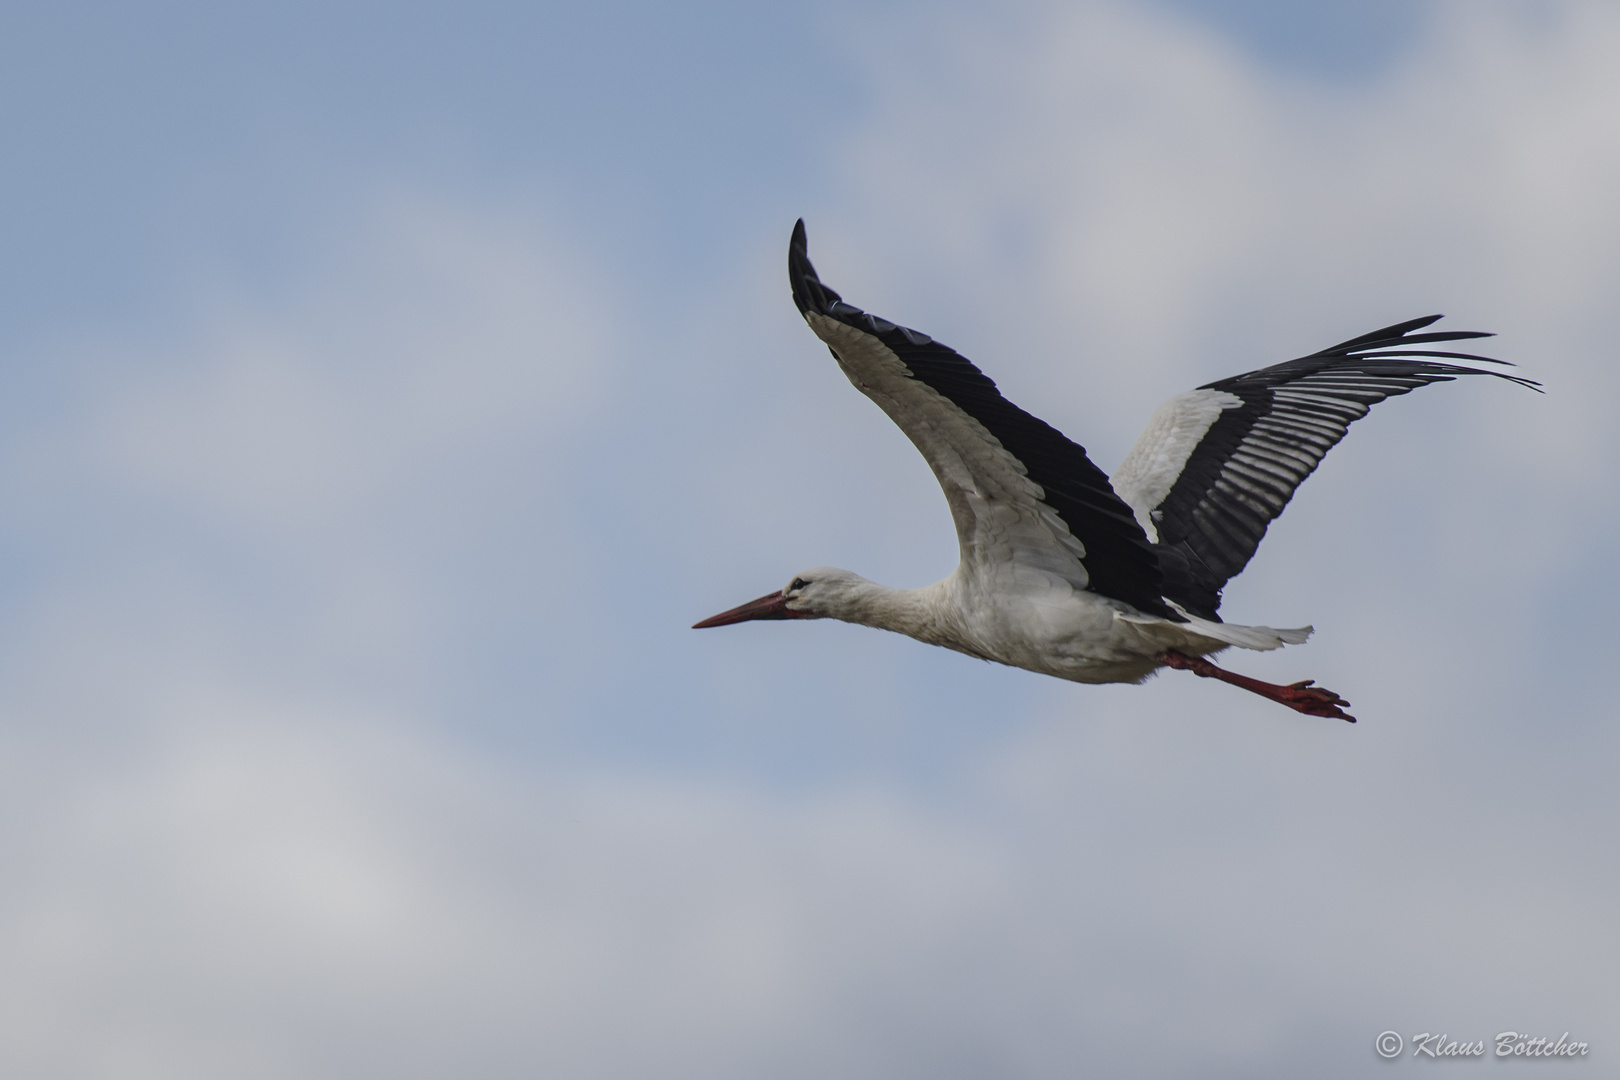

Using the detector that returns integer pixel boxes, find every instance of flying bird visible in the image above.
[695,221,1537,722]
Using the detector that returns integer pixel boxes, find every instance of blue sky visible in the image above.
[0,2,1615,1077]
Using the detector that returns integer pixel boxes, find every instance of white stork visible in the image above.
[695,221,1536,722]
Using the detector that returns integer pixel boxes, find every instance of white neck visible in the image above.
[810,571,979,657]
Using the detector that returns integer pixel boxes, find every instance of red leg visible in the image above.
[1162,650,1356,723]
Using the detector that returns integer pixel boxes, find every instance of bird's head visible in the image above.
[692,567,860,628]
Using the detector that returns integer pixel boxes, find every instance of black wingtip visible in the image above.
[788,217,841,318]
[1327,315,1536,390]
[1316,314,1506,365]
[1405,314,1445,334]
[788,219,813,317]
[1324,314,1444,353]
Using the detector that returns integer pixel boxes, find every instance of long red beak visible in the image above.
[692,590,811,628]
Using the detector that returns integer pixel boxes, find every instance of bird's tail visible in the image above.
[1138,603,1313,651]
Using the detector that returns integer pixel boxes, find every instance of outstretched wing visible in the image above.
[788,220,1173,618]
[1111,317,1539,620]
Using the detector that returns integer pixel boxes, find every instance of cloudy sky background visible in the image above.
[0,0,1615,1076]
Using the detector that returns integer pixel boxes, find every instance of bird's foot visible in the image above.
[1277,679,1355,721]
[1162,650,1356,723]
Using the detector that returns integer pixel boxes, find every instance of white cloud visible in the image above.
[0,193,619,709]
[4,677,1609,1079]
[0,2,1617,1077]
[0,682,1015,1078]
[90,195,606,533]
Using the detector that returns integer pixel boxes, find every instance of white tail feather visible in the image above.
[1183,615,1313,651]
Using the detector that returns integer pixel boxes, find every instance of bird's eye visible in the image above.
[790,577,809,591]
